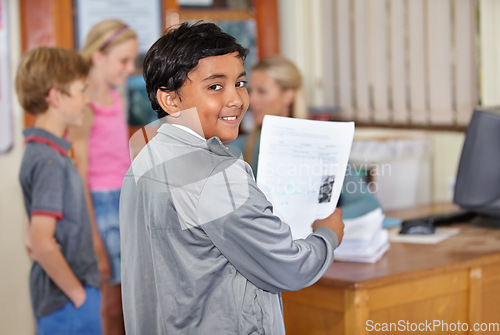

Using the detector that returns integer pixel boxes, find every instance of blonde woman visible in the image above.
[69,19,138,335]
[232,56,307,172]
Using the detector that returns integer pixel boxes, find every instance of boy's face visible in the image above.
[58,79,88,126]
[168,52,249,142]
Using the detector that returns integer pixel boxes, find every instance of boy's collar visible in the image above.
[157,123,234,157]
[170,124,206,142]
[23,127,71,156]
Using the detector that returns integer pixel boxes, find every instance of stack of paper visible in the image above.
[334,208,389,263]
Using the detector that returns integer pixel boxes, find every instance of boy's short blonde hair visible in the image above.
[15,46,90,115]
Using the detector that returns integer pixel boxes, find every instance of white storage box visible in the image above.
[349,135,432,210]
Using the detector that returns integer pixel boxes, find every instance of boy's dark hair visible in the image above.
[143,21,249,119]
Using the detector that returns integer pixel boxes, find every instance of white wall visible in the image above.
[0,0,36,334]
[480,0,500,106]
[430,131,465,202]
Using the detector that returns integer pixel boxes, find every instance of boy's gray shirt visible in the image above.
[19,127,99,317]
[120,123,338,334]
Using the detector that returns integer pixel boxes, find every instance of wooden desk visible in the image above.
[282,203,500,334]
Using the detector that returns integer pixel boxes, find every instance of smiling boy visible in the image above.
[120,22,344,335]
[160,51,248,141]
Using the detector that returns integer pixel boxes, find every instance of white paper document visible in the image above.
[256,115,355,239]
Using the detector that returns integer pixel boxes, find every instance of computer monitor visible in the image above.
[453,106,500,226]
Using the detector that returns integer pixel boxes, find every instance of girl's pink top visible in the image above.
[87,89,131,191]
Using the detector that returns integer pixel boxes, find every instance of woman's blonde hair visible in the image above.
[251,55,308,119]
[81,19,137,63]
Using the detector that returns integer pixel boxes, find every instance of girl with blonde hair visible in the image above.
[69,19,138,335]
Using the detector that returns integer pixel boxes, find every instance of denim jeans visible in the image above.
[91,189,122,284]
[36,285,102,335]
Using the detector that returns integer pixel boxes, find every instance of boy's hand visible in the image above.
[31,215,88,310]
[312,208,345,245]
[71,286,87,308]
